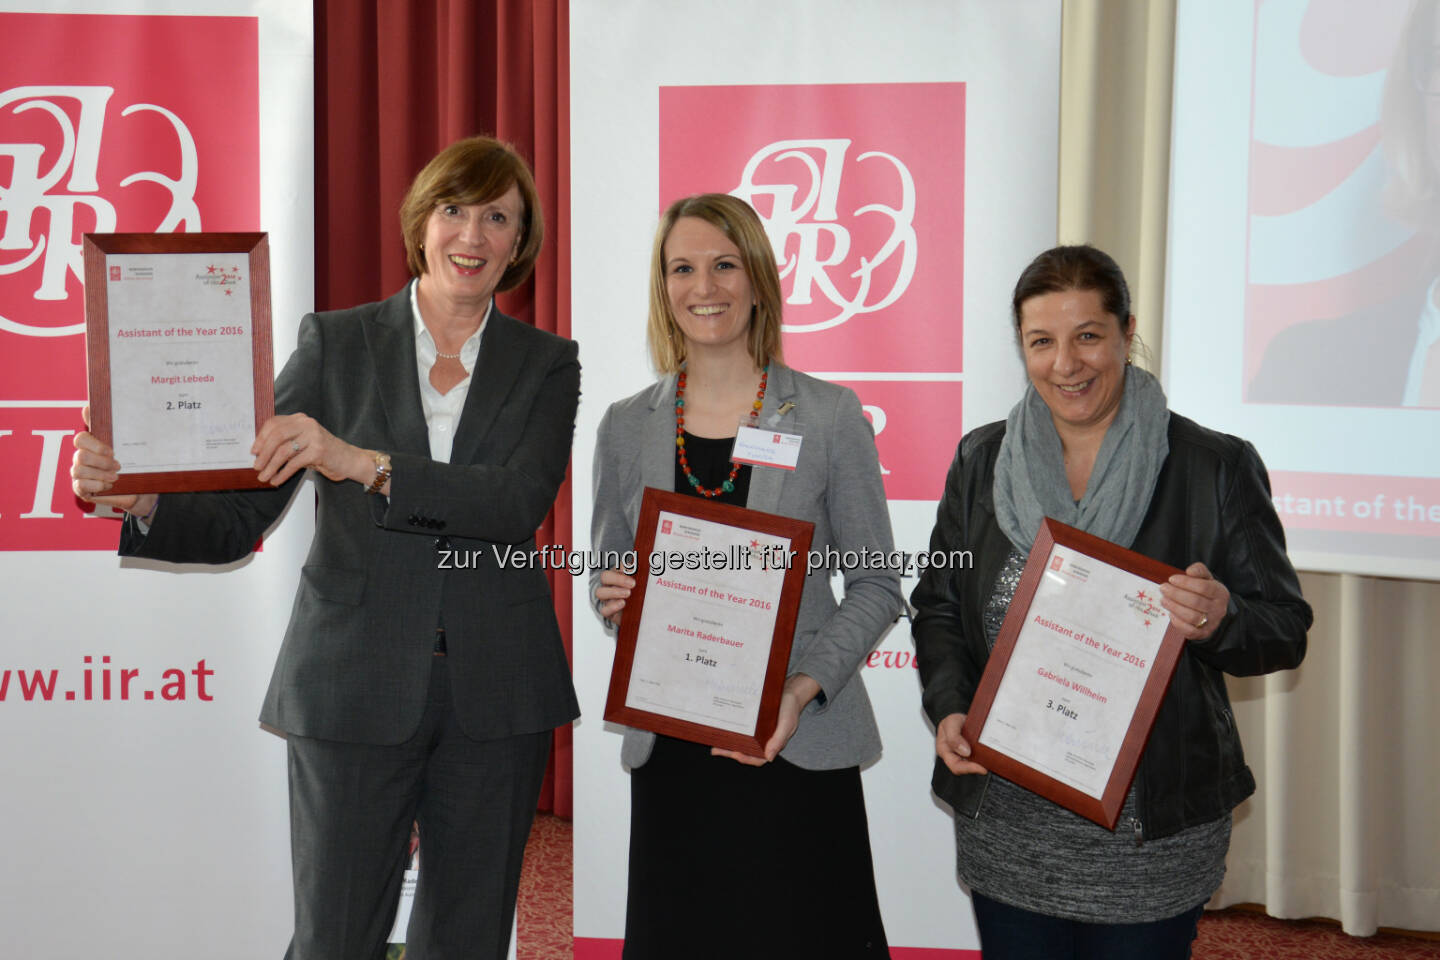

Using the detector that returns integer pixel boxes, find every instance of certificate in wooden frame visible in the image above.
[83,232,274,494]
[604,487,815,756]
[961,518,1187,829]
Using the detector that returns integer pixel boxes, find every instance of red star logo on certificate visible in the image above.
[224,289,233,296]
[1144,619,1152,627]
[1137,590,1148,600]
[750,540,760,549]
[207,265,217,274]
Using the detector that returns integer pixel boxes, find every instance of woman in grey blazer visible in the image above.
[71,137,579,960]
[591,194,902,958]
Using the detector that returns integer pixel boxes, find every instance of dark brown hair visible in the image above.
[1011,244,1131,332]
[399,136,543,291]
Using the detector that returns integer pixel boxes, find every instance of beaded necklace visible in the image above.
[674,364,768,498]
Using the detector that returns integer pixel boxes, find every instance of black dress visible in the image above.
[622,432,890,959]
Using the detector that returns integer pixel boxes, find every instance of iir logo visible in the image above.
[0,85,200,337]
[732,138,917,334]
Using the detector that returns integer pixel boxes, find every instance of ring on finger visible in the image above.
[1196,614,1209,630]
[290,439,301,454]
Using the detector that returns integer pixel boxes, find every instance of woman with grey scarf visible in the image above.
[911,245,1311,959]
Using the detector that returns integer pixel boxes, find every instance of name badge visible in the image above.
[731,425,802,470]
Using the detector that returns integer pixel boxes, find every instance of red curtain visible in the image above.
[315,0,573,817]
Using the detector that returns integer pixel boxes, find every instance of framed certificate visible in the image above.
[82,233,274,494]
[961,518,1187,829]
[604,487,815,755]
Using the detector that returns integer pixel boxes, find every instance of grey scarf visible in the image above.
[993,364,1170,553]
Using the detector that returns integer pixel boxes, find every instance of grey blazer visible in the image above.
[121,286,581,745]
[590,363,903,770]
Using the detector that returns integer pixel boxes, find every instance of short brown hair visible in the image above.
[1011,244,1132,333]
[399,136,543,291]
[647,194,785,373]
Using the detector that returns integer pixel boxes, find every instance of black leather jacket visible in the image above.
[911,414,1312,842]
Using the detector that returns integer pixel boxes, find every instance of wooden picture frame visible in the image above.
[961,518,1187,829]
[604,488,815,756]
[83,232,273,494]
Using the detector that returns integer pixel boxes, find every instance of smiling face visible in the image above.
[663,216,755,360]
[417,183,524,311]
[1018,288,1135,438]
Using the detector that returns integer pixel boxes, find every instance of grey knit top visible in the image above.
[954,549,1230,922]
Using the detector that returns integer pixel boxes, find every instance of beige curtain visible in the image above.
[1058,0,1440,936]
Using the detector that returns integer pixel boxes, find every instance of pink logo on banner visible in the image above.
[659,83,965,375]
[835,379,961,502]
[1050,555,1064,571]
[661,520,673,535]
[1,13,259,550]
[660,84,965,501]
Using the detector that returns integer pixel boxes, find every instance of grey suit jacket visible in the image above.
[121,286,581,745]
[590,363,903,770]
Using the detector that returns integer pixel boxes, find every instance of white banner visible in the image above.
[0,2,313,957]
[570,1,1060,954]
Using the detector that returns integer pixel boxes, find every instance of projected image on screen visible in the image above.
[1168,0,1440,579]
[1245,0,1439,409]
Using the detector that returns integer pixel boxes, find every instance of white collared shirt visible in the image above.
[410,279,490,463]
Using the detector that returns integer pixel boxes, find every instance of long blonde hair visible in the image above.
[646,194,785,373]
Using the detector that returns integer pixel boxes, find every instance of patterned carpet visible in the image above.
[1194,908,1440,959]
[517,813,573,960]
[518,815,1438,959]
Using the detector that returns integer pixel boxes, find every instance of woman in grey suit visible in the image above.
[591,194,902,958]
[70,136,579,960]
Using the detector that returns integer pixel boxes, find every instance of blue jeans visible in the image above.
[971,891,1204,960]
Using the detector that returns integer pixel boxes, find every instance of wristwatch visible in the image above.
[365,451,392,494]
